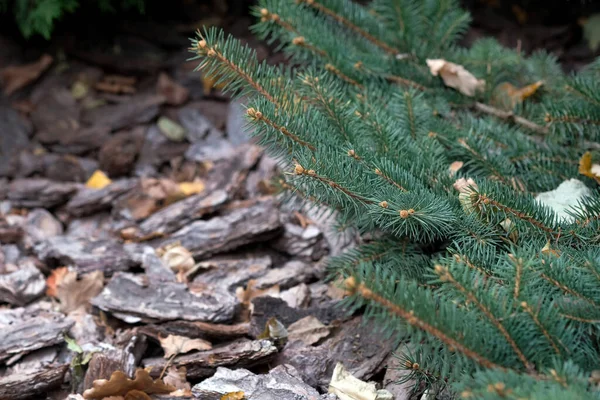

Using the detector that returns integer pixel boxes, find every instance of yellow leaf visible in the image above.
[86,170,112,189]
[179,181,205,196]
[221,392,245,400]
[426,59,485,97]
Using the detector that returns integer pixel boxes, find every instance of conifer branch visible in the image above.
[458,139,511,186]
[560,314,600,324]
[476,194,555,234]
[435,265,531,370]
[297,0,400,55]
[259,8,300,35]
[375,168,408,192]
[325,63,364,89]
[385,74,428,91]
[247,108,317,151]
[520,301,562,355]
[293,163,372,204]
[474,102,549,134]
[540,273,600,308]
[194,38,279,106]
[345,277,504,370]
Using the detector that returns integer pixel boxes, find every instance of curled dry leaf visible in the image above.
[86,170,112,189]
[579,152,600,183]
[157,243,195,280]
[287,316,331,345]
[448,161,464,176]
[159,334,212,358]
[328,363,393,400]
[83,368,175,399]
[236,280,280,306]
[1,54,53,95]
[426,59,485,97]
[494,81,543,110]
[453,177,479,215]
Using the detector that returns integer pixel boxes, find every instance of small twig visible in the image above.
[474,102,548,135]
[158,353,176,380]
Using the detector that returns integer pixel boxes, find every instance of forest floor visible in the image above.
[0,1,598,400]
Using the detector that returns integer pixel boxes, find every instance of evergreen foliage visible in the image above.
[0,0,145,39]
[190,0,600,397]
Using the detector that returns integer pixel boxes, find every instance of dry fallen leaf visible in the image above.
[257,317,288,342]
[157,243,195,282]
[118,178,188,220]
[236,280,280,305]
[46,266,69,297]
[1,54,53,95]
[162,366,191,393]
[83,368,175,399]
[579,152,600,184]
[493,81,543,110]
[448,161,464,176]
[86,170,112,189]
[287,316,331,345]
[328,363,393,400]
[426,59,485,96]
[159,334,212,358]
[52,269,104,313]
[123,390,151,400]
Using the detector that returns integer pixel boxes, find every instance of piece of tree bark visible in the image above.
[82,94,165,131]
[83,333,148,390]
[140,321,250,343]
[275,316,396,391]
[142,339,277,380]
[0,216,23,243]
[131,190,228,240]
[0,312,73,362]
[98,128,145,177]
[191,256,272,291]
[34,236,140,274]
[152,197,282,259]
[0,261,45,306]
[0,363,69,400]
[8,179,79,208]
[65,178,137,217]
[91,272,238,324]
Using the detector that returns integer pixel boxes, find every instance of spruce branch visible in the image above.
[247,107,317,151]
[344,276,504,370]
[520,301,563,356]
[434,265,531,370]
[474,102,549,135]
[298,0,400,55]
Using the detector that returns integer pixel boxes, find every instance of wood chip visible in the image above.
[91,272,238,324]
[143,339,277,380]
